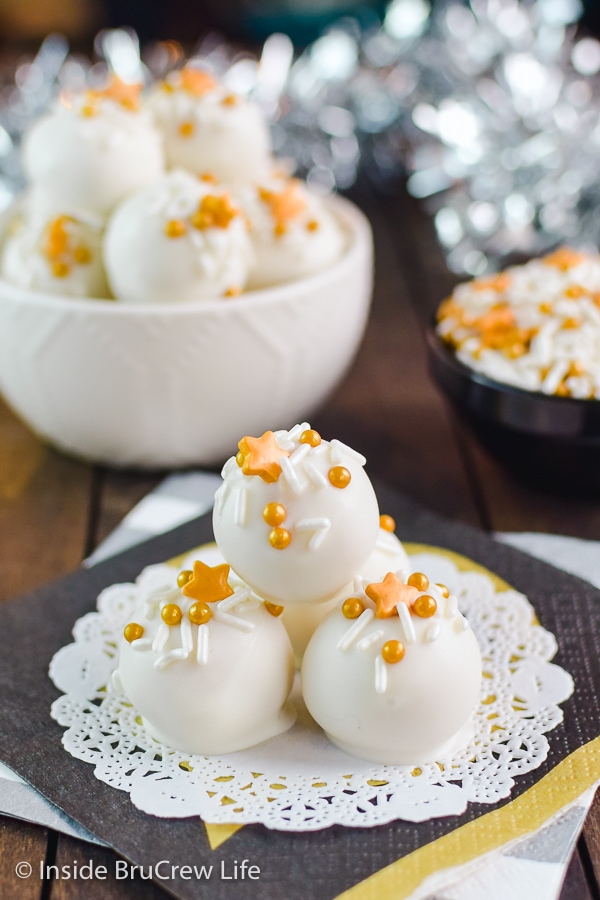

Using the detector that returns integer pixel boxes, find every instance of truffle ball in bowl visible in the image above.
[0,195,373,468]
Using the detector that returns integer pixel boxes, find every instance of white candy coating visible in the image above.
[213,425,380,606]
[22,94,165,219]
[103,169,253,303]
[281,528,410,661]
[147,68,272,186]
[302,582,482,765]
[1,207,110,298]
[116,575,295,755]
[238,176,346,289]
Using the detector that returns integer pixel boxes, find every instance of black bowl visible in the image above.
[426,325,600,495]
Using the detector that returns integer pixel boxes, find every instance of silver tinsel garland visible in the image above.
[1,0,600,274]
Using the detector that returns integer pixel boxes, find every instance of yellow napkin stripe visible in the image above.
[334,738,600,900]
[205,822,243,850]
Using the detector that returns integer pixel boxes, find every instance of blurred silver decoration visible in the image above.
[4,2,600,274]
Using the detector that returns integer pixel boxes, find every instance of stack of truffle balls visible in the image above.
[1,70,346,301]
[115,425,482,764]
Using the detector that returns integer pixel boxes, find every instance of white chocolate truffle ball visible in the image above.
[302,572,482,764]
[238,176,346,289]
[1,209,109,298]
[115,561,295,755]
[103,169,253,303]
[213,424,380,606]
[282,525,410,662]
[147,67,272,186]
[22,79,165,219]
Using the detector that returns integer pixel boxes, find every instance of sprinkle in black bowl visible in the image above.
[426,324,600,496]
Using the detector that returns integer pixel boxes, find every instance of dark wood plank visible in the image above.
[559,847,595,900]
[50,836,166,900]
[92,469,163,548]
[582,790,600,895]
[0,399,93,601]
[0,815,48,900]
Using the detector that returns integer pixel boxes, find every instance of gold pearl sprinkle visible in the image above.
[306,219,319,231]
[236,450,244,467]
[265,601,284,617]
[407,572,429,592]
[379,514,396,532]
[413,594,437,618]
[51,261,70,278]
[81,104,97,117]
[179,120,195,137]
[436,583,450,599]
[73,245,92,264]
[177,570,193,588]
[263,502,286,526]
[342,597,364,619]
[222,94,238,106]
[382,640,405,664]
[299,429,321,447]
[165,219,187,238]
[224,286,241,297]
[269,527,291,550]
[328,466,351,489]
[161,603,183,626]
[188,601,212,625]
[124,622,144,643]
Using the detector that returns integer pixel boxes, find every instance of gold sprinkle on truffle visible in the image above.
[379,514,396,532]
[165,219,187,238]
[342,597,364,619]
[263,502,286,526]
[265,601,284,617]
[269,527,291,550]
[179,120,195,137]
[182,560,234,605]
[413,594,437,618]
[222,93,238,106]
[161,603,183,626]
[299,429,321,446]
[192,194,238,230]
[224,286,241,297]
[51,261,70,278]
[381,640,405,664]
[177,570,194,588]
[436,583,450,599]
[237,431,290,483]
[306,219,319,232]
[124,622,144,643]
[81,104,97,117]
[328,466,351,489]
[407,572,429,592]
[73,245,92,264]
[188,601,212,625]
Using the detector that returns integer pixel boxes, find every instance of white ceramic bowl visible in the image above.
[0,196,372,468]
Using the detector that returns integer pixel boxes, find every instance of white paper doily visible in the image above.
[49,547,574,831]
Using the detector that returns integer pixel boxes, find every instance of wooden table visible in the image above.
[0,186,597,899]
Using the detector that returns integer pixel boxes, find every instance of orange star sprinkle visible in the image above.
[179,67,217,96]
[366,573,420,619]
[258,181,306,236]
[88,76,142,111]
[237,431,290,483]
[542,247,586,271]
[44,216,70,261]
[191,194,238,230]
[181,560,234,605]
